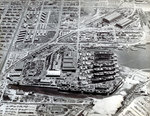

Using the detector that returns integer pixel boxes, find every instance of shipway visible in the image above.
[8,84,110,99]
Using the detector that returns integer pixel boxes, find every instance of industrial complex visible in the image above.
[0,0,150,116]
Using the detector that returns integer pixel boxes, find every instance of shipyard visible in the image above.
[7,45,122,95]
[0,0,150,116]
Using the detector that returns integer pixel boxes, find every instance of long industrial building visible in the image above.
[103,12,122,23]
[116,18,133,28]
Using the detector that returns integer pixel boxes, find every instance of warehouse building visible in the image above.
[103,12,122,23]
[62,54,76,72]
[46,70,61,77]
[115,18,133,28]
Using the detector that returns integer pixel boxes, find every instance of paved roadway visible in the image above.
[0,0,127,77]
[115,70,150,116]
[0,1,29,75]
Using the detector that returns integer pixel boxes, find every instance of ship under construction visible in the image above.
[9,46,123,95]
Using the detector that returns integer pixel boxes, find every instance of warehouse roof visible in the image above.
[103,12,122,23]
[116,18,132,28]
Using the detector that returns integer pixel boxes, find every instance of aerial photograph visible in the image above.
[0,0,150,115]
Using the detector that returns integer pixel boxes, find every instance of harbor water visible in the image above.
[115,44,150,70]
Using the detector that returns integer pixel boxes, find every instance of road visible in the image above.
[0,1,29,75]
[0,0,127,77]
[115,70,149,116]
[1,101,90,105]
